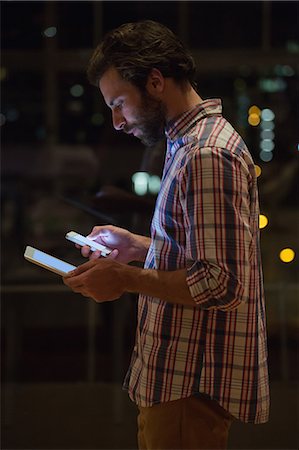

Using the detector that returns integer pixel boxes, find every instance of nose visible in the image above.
[112,109,126,131]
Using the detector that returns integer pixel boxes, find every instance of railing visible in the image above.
[2,282,298,383]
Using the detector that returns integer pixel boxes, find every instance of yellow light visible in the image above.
[255,165,262,177]
[248,113,261,126]
[234,79,247,91]
[279,248,295,263]
[259,214,268,229]
[0,67,7,82]
[248,105,261,116]
[91,113,104,126]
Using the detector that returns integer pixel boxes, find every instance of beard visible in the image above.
[124,92,166,147]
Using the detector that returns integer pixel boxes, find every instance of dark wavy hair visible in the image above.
[87,20,197,91]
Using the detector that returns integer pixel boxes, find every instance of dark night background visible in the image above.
[1,1,298,449]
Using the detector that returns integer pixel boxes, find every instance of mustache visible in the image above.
[123,125,133,133]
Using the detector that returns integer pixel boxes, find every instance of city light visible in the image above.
[70,84,84,97]
[261,108,275,122]
[255,165,262,177]
[148,175,161,194]
[286,40,299,52]
[259,214,269,229]
[0,113,6,126]
[248,105,261,116]
[274,64,295,77]
[279,248,296,263]
[259,78,287,93]
[260,120,274,130]
[237,93,250,128]
[91,113,105,126]
[234,78,247,91]
[248,113,260,126]
[67,100,83,114]
[132,172,161,196]
[0,67,7,81]
[260,139,275,152]
[43,26,57,38]
[248,105,261,127]
[132,172,149,196]
[259,108,275,163]
[259,150,273,162]
[260,130,275,140]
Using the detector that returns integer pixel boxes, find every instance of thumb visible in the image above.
[64,259,96,278]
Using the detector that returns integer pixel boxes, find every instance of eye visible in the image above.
[110,99,124,113]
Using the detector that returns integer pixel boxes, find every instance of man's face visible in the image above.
[99,66,166,147]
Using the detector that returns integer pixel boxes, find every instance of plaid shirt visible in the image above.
[124,99,270,423]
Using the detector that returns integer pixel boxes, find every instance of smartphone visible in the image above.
[24,246,77,276]
[65,231,111,256]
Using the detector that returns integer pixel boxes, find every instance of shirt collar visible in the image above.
[165,98,222,143]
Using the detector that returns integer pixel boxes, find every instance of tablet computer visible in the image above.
[24,246,76,276]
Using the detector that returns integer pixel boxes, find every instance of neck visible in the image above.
[164,80,203,121]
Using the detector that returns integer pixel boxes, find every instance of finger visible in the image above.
[88,227,114,245]
[65,259,98,279]
[63,273,89,293]
[106,249,119,260]
[63,276,82,290]
[71,285,85,294]
[89,250,101,260]
[73,286,90,297]
[81,245,92,258]
[71,285,90,298]
[88,226,106,239]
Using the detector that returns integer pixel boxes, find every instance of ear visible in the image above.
[146,68,165,96]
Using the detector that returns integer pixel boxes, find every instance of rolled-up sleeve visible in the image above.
[179,146,253,310]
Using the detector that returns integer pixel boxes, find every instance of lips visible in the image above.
[124,127,135,135]
[127,128,138,137]
[124,126,141,139]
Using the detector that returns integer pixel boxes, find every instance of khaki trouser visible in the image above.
[137,395,234,450]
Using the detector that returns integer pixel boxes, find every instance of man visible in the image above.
[64,20,269,450]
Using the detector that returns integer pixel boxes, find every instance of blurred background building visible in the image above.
[1,1,298,449]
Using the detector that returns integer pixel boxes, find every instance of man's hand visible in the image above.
[63,258,127,302]
[80,225,150,264]
[63,258,196,307]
